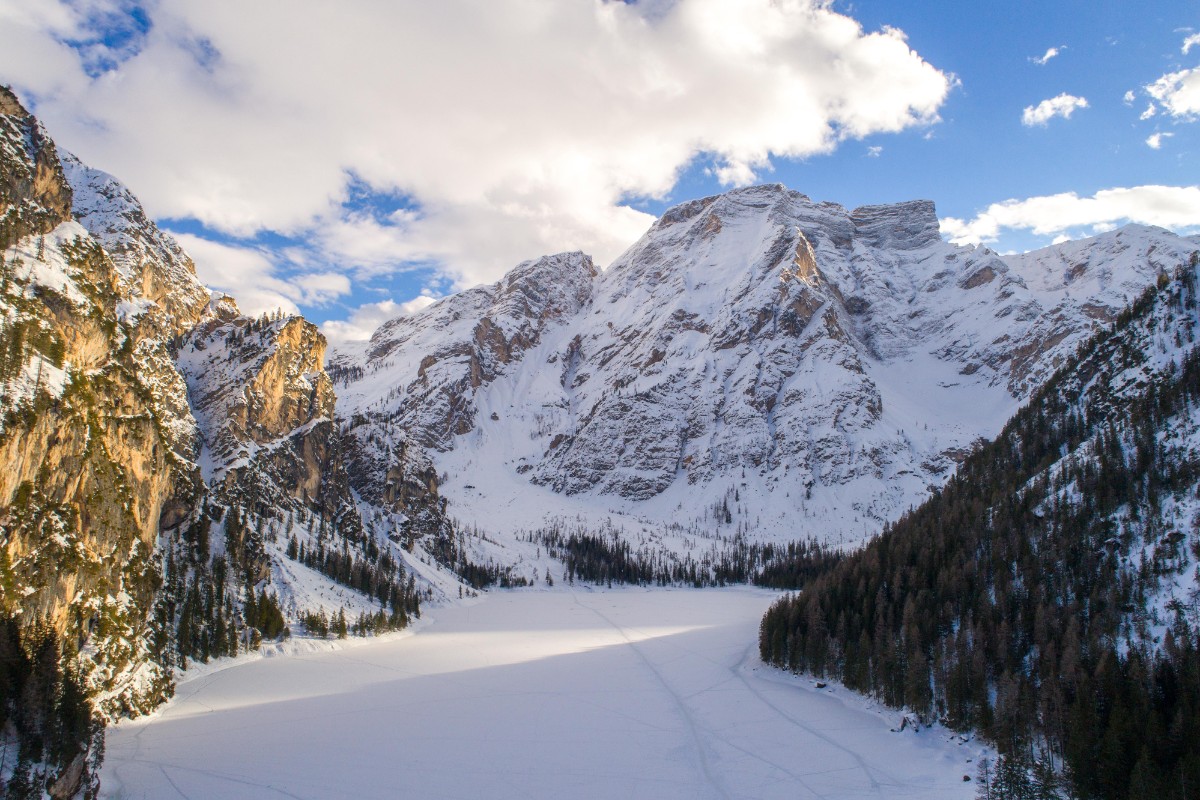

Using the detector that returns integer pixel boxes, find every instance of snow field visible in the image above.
[101,588,985,799]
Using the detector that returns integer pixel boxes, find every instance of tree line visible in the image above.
[530,522,841,589]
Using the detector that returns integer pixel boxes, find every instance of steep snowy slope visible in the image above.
[330,252,596,538]
[333,185,1199,549]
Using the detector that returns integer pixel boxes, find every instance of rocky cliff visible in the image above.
[0,89,195,718]
[178,304,364,538]
[0,86,424,763]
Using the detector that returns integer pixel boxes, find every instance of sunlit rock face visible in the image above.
[0,86,381,724]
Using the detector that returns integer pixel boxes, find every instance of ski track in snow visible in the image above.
[101,589,983,800]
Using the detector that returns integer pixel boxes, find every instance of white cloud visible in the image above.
[1146,68,1200,119]
[713,159,761,187]
[1021,93,1089,126]
[292,272,353,305]
[1146,132,1173,149]
[321,296,437,347]
[1183,32,1200,55]
[940,185,1200,245]
[1140,103,1157,120]
[0,0,952,293]
[1029,46,1063,66]
[866,145,882,157]
[1123,90,1136,104]
[172,233,350,316]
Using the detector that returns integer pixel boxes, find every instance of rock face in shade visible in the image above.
[332,183,1199,544]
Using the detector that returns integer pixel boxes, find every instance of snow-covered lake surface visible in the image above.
[101,588,983,799]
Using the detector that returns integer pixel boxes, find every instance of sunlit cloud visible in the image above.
[321,296,437,347]
[0,0,952,295]
[1145,132,1173,149]
[1145,67,1200,119]
[1021,93,1088,126]
[940,185,1200,245]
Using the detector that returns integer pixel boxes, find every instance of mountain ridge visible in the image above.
[331,184,1199,556]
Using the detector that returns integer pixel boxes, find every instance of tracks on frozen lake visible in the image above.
[102,588,982,799]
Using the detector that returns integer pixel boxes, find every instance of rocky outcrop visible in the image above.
[177,309,360,528]
[0,87,72,249]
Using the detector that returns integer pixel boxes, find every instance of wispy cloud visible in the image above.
[1182,32,1200,55]
[1029,46,1064,66]
[940,185,1200,245]
[1145,132,1173,150]
[1021,93,1088,126]
[171,233,351,316]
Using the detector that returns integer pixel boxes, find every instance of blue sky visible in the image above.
[1,0,1197,344]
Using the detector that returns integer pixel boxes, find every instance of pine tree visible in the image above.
[1030,753,1060,800]
[335,608,348,639]
[976,758,994,800]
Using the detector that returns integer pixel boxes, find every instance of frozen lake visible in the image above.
[101,588,981,799]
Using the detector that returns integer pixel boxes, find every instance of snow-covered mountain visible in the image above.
[332,184,1199,548]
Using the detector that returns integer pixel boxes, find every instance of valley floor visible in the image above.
[100,588,983,799]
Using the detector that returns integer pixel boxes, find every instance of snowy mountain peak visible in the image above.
[334,182,1200,548]
[332,250,598,461]
[60,151,210,337]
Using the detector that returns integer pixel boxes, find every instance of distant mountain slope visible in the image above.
[761,256,1200,799]
[331,184,1198,552]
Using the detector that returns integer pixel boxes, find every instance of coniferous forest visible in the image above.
[0,617,103,800]
[761,263,1200,799]
[531,523,842,589]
